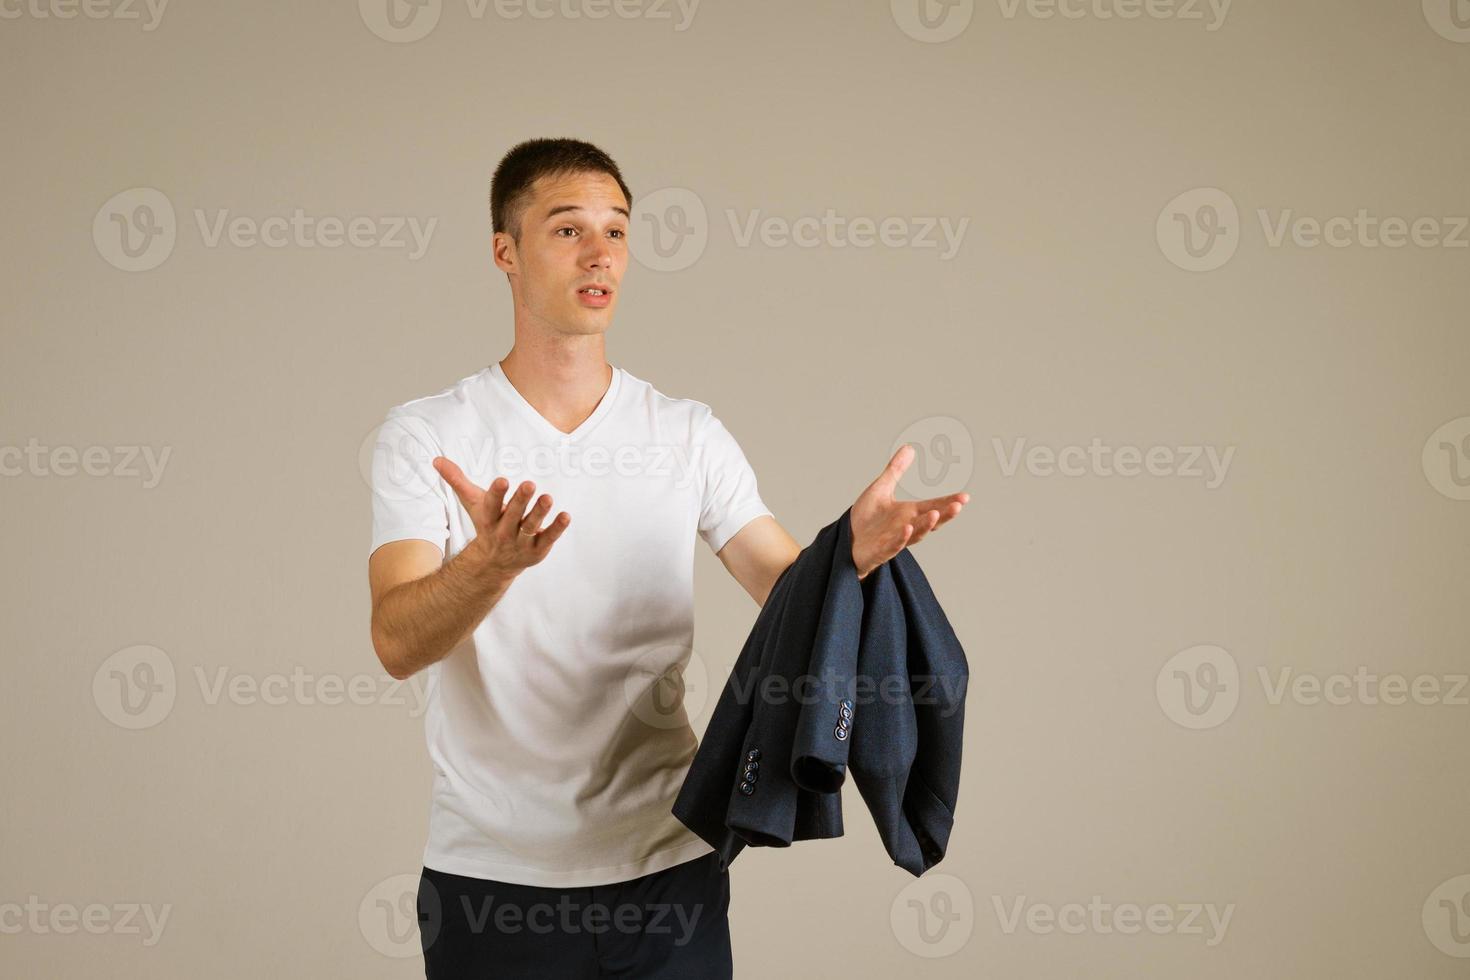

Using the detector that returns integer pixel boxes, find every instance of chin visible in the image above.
[570,314,612,336]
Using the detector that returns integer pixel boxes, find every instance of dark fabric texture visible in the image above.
[671,505,969,876]
[418,851,732,979]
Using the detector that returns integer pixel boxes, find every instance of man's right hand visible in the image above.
[432,457,571,576]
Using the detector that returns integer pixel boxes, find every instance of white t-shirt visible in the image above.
[369,361,773,887]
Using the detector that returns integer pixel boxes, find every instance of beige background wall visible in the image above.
[4,1,1469,976]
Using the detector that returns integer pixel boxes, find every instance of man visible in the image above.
[367,138,968,978]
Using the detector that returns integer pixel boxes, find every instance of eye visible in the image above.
[556,227,577,237]
[608,228,625,239]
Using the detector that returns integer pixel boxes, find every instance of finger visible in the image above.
[929,498,966,530]
[531,512,572,555]
[495,480,537,536]
[914,490,969,511]
[906,495,965,535]
[483,476,511,524]
[867,443,915,498]
[433,456,484,512]
[519,494,553,535]
[906,509,942,546]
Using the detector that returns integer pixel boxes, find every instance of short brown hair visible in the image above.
[489,138,633,243]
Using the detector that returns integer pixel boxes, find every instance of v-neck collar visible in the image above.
[486,360,623,441]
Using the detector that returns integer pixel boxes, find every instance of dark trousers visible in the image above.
[417,851,732,979]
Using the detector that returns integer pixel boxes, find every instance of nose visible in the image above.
[582,235,612,272]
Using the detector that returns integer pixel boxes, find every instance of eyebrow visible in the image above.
[543,204,630,221]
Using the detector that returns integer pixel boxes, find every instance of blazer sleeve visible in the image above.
[670,547,807,868]
[671,511,859,866]
[785,507,865,794]
[720,511,856,848]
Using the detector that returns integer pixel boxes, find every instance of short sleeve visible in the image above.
[368,412,450,557]
[696,410,773,554]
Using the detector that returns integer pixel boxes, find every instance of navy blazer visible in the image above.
[672,506,968,876]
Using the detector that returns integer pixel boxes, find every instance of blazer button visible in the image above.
[738,780,755,796]
[834,722,848,741]
[745,748,761,762]
[743,761,760,777]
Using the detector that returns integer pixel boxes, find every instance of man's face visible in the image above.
[496,170,629,338]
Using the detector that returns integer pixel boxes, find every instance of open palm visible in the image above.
[849,443,969,579]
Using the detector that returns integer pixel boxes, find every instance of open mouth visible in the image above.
[577,284,614,307]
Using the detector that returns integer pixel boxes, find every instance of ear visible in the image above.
[492,230,518,275]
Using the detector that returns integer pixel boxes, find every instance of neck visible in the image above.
[497,343,613,433]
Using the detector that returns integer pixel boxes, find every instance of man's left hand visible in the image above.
[849,443,969,580]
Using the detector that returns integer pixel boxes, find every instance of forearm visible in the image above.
[372,543,515,679]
